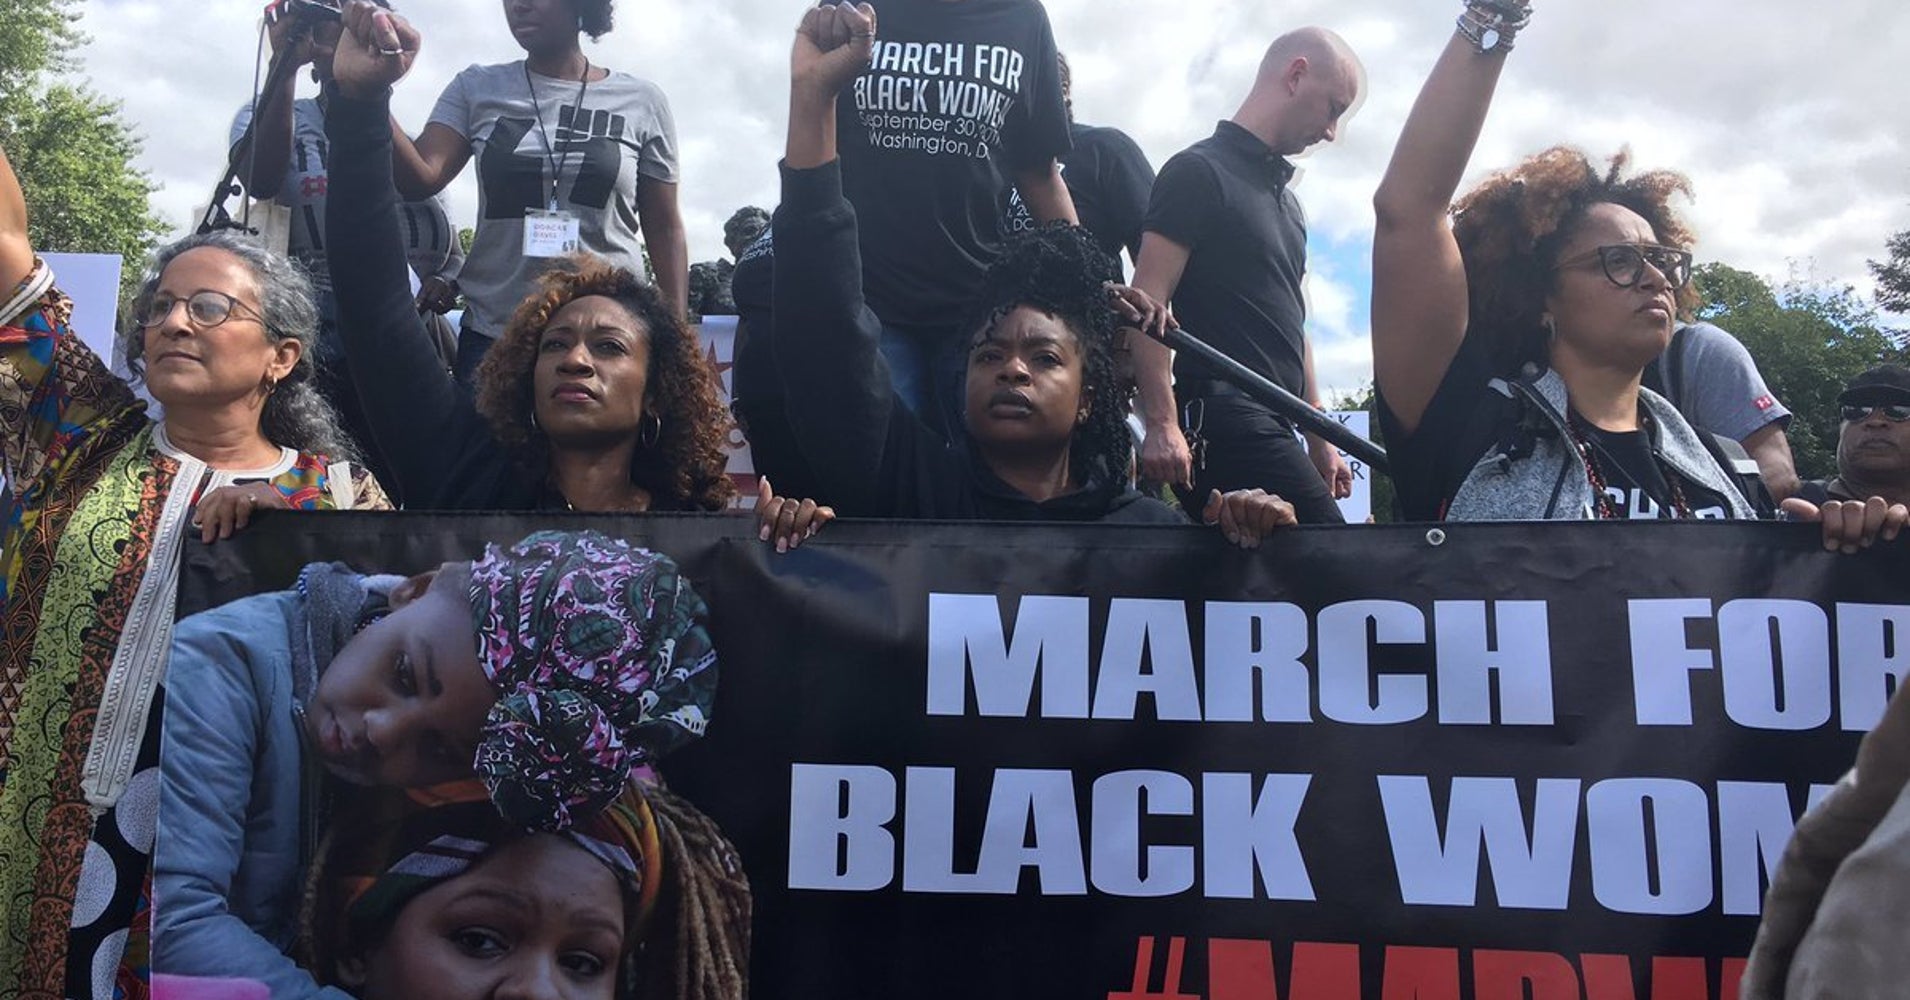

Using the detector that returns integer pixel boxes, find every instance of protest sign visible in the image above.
[176,515,1902,999]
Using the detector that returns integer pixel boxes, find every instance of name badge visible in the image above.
[523,209,581,258]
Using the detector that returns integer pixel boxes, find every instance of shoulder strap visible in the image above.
[1697,428,1775,517]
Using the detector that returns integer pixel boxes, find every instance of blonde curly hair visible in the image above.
[1452,146,1700,376]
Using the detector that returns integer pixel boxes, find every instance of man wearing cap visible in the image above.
[1796,365,1910,507]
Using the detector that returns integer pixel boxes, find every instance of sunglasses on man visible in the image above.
[1553,243,1694,290]
[1841,404,1910,423]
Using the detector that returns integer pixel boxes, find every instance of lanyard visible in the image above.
[523,59,591,212]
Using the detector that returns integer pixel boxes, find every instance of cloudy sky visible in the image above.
[74,0,1910,395]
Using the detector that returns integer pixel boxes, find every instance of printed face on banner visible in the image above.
[346,836,626,1000]
[306,568,494,787]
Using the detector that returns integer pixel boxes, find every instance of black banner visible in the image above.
[178,514,1909,999]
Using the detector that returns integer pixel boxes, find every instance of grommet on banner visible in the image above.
[1425,528,1447,547]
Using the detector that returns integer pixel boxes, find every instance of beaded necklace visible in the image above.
[1565,411,1692,520]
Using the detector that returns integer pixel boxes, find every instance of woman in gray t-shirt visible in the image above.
[383,0,688,384]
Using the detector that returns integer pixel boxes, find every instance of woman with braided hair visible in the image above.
[301,778,748,1000]
[155,530,721,998]
[748,3,1296,546]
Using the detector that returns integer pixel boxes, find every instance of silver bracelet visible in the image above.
[1456,0,1532,54]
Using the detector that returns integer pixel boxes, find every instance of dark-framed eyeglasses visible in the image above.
[136,290,273,332]
[1553,243,1694,290]
[1841,403,1910,423]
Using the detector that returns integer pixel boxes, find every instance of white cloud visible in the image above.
[71,0,1910,316]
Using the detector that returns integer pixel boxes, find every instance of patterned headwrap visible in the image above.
[468,530,716,831]
[308,781,662,994]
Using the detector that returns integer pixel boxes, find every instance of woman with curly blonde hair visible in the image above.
[1371,1,1903,548]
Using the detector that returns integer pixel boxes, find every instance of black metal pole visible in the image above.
[197,23,313,234]
[1142,324,1388,471]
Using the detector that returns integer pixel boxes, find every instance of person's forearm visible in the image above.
[388,117,445,200]
[1743,423,1801,502]
[0,144,28,271]
[1301,336,1331,447]
[650,222,689,322]
[1015,162,1078,225]
[1131,337,1177,431]
[770,161,896,512]
[1129,242,1185,430]
[786,90,838,169]
[239,87,297,199]
[1302,335,1325,408]
[327,91,468,505]
[1372,31,1509,229]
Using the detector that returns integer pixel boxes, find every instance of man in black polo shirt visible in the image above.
[1131,26,1361,524]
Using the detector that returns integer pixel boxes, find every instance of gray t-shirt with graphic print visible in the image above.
[430,60,679,337]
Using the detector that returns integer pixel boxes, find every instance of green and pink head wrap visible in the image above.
[467,530,716,831]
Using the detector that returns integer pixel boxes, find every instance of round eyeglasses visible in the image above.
[137,290,274,332]
[1553,243,1693,290]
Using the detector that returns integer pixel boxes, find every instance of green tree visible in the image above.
[0,0,80,94]
[1872,228,1910,315]
[0,0,164,291]
[1693,262,1903,481]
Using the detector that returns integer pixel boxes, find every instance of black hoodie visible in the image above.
[754,159,1183,525]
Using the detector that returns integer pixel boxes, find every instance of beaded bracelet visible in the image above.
[1456,0,1532,54]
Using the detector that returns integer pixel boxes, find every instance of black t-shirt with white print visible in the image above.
[1577,422,1730,519]
[834,0,1072,329]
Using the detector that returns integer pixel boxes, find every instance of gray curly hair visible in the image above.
[123,230,362,463]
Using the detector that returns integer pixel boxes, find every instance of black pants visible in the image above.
[1171,391,1345,525]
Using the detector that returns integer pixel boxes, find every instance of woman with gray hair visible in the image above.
[0,141,388,997]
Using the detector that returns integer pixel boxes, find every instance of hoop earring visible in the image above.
[529,409,540,432]
[262,375,278,396]
[639,412,662,449]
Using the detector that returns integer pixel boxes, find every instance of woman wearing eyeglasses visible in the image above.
[1369,2,1904,548]
[0,143,388,995]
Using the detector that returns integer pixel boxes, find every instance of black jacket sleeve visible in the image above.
[323,91,490,508]
[768,159,936,517]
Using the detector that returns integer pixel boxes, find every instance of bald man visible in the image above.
[1131,27,1361,524]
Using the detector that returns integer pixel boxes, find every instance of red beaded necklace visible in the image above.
[1565,411,1692,520]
